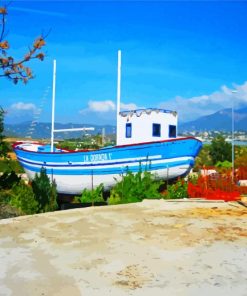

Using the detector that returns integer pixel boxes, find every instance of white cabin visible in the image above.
[116,108,178,146]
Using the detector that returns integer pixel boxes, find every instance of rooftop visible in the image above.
[119,108,177,117]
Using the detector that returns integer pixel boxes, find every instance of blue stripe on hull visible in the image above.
[17,156,162,168]
[19,158,193,176]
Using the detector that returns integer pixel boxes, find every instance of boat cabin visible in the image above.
[116,108,178,146]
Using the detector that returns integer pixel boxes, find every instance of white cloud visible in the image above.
[78,100,146,125]
[120,102,145,111]
[79,100,115,114]
[79,100,145,115]
[88,100,115,112]
[10,102,36,111]
[5,102,38,124]
[159,81,247,122]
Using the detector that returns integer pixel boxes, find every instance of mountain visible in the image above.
[4,106,247,138]
[179,107,247,132]
[4,122,116,139]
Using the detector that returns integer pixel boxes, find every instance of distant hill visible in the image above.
[179,107,247,132]
[4,122,116,139]
[4,106,247,138]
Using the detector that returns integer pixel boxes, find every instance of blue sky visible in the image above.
[1,0,247,125]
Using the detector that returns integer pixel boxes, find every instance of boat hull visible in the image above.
[13,137,202,194]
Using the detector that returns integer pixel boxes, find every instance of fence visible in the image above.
[187,166,247,201]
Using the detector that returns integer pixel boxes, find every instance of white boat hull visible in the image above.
[13,138,201,194]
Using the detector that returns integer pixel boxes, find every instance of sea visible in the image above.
[203,140,247,146]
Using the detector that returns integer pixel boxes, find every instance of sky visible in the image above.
[1,0,247,126]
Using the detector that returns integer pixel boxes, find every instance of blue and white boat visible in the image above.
[13,51,202,194]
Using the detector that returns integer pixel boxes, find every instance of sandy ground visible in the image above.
[0,200,247,296]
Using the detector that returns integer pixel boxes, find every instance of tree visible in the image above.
[209,135,232,165]
[194,144,213,170]
[0,4,47,160]
[10,182,39,215]
[0,107,8,158]
[235,153,247,168]
[31,168,58,213]
[0,5,46,84]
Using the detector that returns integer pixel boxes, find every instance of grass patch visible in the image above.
[0,159,24,173]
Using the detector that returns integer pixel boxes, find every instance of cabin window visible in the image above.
[152,123,161,137]
[126,123,132,138]
[169,125,176,138]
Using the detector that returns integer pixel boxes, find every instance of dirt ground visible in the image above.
[0,200,247,296]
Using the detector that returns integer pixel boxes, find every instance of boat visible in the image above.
[13,51,202,194]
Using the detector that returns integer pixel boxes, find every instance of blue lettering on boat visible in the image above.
[83,153,112,162]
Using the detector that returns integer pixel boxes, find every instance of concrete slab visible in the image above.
[0,200,247,296]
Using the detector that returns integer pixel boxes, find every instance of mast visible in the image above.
[51,59,56,152]
[116,50,121,144]
[50,60,95,151]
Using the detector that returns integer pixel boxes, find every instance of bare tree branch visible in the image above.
[0,5,48,84]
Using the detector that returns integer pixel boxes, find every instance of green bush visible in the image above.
[209,135,231,164]
[31,168,58,213]
[10,182,39,215]
[188,173,199,185]
[0,107,9,159]
[108,168,163,205]
[0,159,24,173]
[107,188,122,205]
[76,183,105,204]
[0,170,21,190]
[215,160,232,169]
[165,178,188,199]
[49,179,58,211]
[0,189,12,204]
[194,144,213,171]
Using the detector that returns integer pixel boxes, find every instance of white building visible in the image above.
[116,108,178,146]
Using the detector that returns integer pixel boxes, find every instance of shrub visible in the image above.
[107,188,122,205]
[0,189,12,204]
[235,154,247,168]
[31,168,58,213]
[164,178,188,199]
[76,183,105,204]
[194,144,213,170]
[188,174,198,185]
[0,170,21,190]
[108,168,163,205]
[0,159,24,173]
[209,135,231,164]
[0,107,9,159]
[10,182,39,215]
[0,203,21,219]
[216,160,232,170]
[49,179,58,211]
